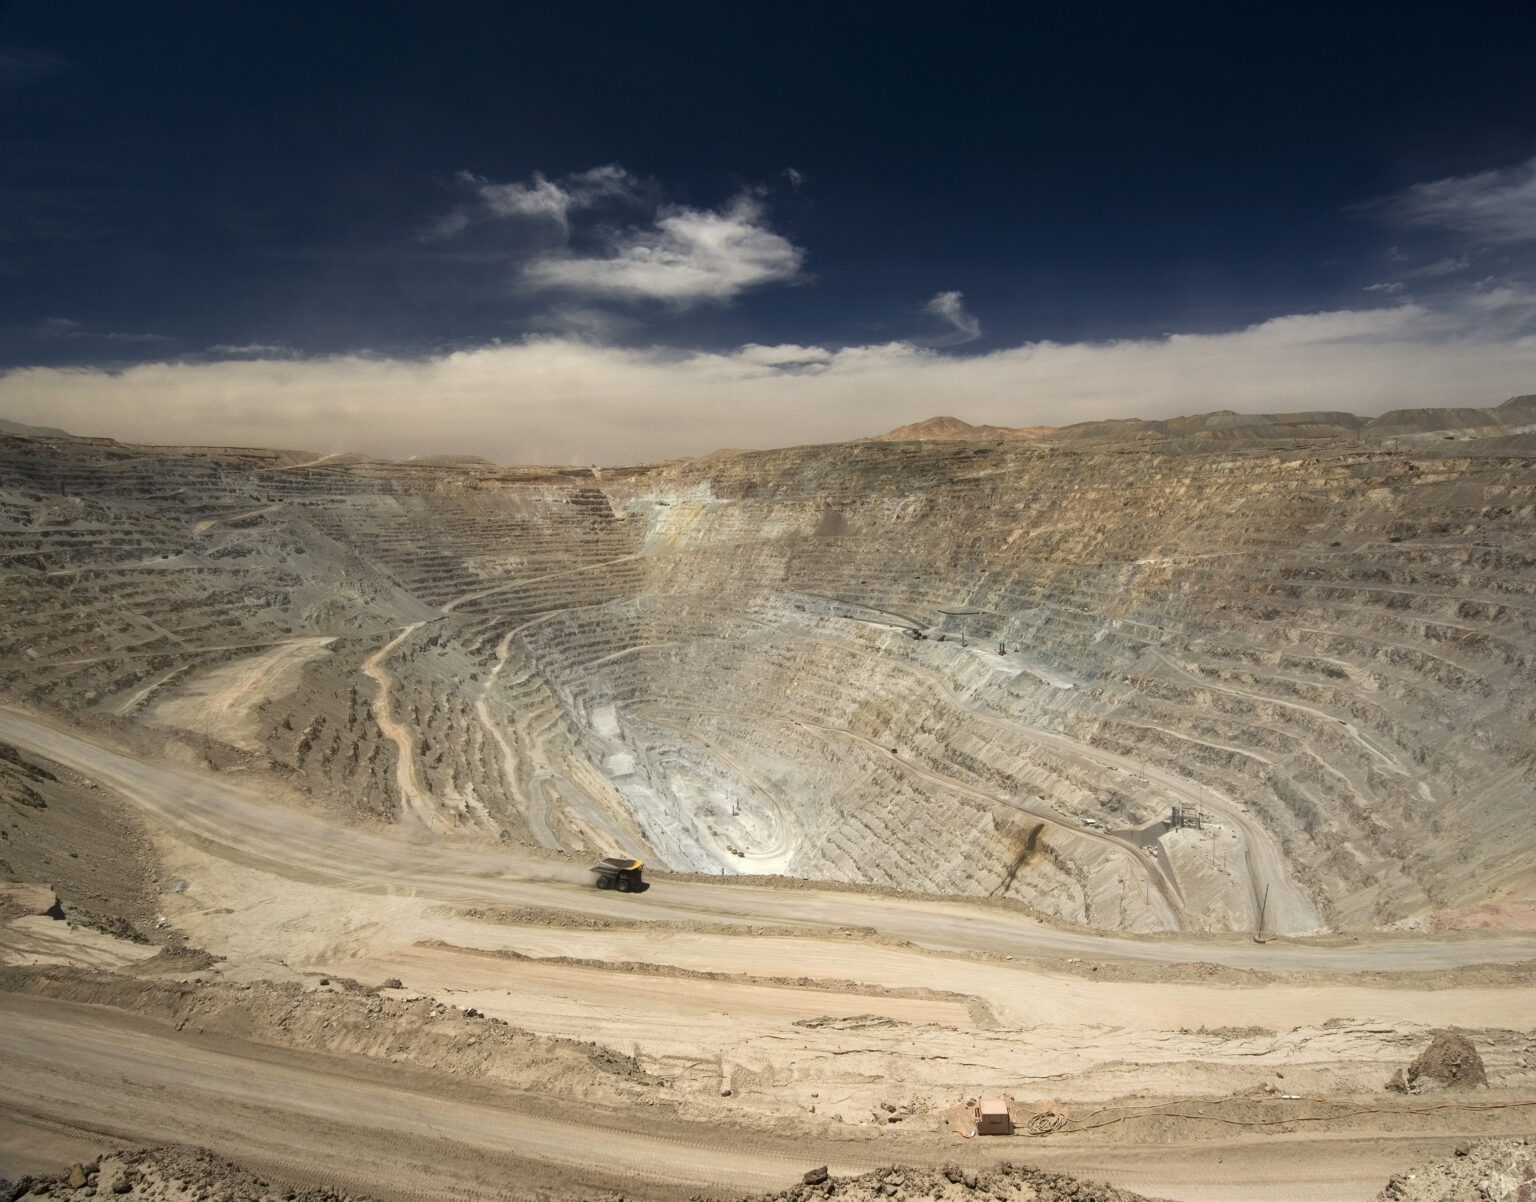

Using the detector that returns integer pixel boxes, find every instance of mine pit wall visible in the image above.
[3,431,1536,932]
[595,438,1536,929]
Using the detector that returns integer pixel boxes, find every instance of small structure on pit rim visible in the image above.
[973,1098,1013,1135]
[591,856,645,892]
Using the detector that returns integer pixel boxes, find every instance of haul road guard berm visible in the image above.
[591,857,645,893]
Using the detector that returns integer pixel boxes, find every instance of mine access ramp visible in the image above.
[591,856,645,892]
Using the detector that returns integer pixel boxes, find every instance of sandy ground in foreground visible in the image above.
[1,707,1534,1202]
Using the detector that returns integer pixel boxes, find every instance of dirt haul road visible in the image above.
[3,705,1536,1202]
[1,992,1516,1202]
[0,707,1530,973]
[0,992,877,1198]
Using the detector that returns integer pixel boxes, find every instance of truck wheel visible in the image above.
[595,875,613,890]
[617,876,632,893]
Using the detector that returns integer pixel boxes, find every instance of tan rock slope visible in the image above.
[3,395,1536,935]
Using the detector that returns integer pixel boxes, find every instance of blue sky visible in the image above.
[1,1,1535,463]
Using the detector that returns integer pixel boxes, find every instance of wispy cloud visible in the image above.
[39,317,171,344]
[522,193,805,306]
[1404,254,1473,279]
[1371,155,1536,243]
[426,165,640,239]
[921,290,982,345]
[102,331,174,344]
[208,342,297,358]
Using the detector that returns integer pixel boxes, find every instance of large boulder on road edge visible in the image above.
[1388,1030,1487,1092]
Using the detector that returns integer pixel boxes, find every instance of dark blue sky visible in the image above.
[1,1,1534,461]
[3,0,1533,361]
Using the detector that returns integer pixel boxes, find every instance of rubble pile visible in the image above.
[1376,1137,1535,1201]
[2,1147,371,1202]
[754,1164,1159,1202]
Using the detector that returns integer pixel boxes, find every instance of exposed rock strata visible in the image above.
[3,398,1536,933]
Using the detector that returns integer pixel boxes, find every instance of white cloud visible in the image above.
[922,290,982,344]
[424,166,805,307]
[1406,254,1473,278]
[2,301,1533,466]
[478,164,636,227]
[475,172,572,223]
[1373,155,1536,243]
[424,165,640,240]
[209,342,296,357]
[1458,281,1536,319]
[523,194,805,306]
[1364,282,1404,294]
[38,316,170,343]
[101,331,173,344]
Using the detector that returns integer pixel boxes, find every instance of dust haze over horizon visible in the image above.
[2,2,1536,465]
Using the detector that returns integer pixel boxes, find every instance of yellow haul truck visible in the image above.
[590,857,645,892]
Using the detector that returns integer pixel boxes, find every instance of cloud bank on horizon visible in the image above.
[2,296,1533,465]
[2,148,1535,465]
[6,2,1536,465]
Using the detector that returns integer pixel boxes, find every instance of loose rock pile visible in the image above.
[2,1147,366,1202]
[760,1164,1158,1202]
[1376,1137,1536,1201]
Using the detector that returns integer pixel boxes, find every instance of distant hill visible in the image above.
[873,415,1050,442]
[0,416,71,438]
[873,394,1536,446]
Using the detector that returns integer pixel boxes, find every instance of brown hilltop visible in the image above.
[872,415,1051,442]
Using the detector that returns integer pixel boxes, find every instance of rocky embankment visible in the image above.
[15,1142,1533,1202]
[2,1151,1168,1202]
[2,1147,366,1202]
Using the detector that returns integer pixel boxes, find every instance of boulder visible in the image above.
[1406,1030,1488,1090]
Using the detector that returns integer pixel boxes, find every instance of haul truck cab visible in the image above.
[591,857,645,893]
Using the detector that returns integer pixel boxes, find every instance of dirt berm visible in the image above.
[2,1146,368,1202]
[748,1163,1166,1202]
[2,1150,1171,1202]
[0,965,657,1100]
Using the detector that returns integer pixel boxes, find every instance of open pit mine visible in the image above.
[2,399,1536,1202]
